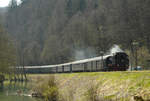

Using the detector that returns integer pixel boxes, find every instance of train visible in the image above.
[20,52,129,74]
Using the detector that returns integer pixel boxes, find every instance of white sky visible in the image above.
[0,0,21,7]
[0,0,10,7]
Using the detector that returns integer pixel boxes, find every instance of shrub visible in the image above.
[32,76,59,101]
[43,76,59,101]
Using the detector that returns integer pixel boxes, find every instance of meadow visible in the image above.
[28,71,150,101]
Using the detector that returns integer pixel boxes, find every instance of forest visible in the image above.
[0,0,150,69]
[0,25,16,74]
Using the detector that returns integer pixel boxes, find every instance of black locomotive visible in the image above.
[22,52,129,74]
[105,52,129,71]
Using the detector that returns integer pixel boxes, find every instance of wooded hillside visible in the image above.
[2,0,150,67]
[0,25,16,74]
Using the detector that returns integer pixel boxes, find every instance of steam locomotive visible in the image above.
[22,52,129,73]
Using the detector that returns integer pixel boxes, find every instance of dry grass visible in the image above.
[29,71,150,101]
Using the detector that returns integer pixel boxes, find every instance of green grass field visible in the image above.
[28,71,150,101]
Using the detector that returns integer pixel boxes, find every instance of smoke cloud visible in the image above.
[74,45,124,60]
[109,44,124,54]
[74,47,97,60]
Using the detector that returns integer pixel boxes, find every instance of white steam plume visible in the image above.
[109,44,124,54]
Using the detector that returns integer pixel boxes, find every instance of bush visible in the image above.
[43,76,59,101]
[32,76,59,101]
[0,74,5,82]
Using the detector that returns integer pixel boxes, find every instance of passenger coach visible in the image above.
[23,52,129,73]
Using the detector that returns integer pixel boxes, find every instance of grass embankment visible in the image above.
[28,71,150,101]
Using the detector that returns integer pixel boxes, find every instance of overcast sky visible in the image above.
[0,0,21,7]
